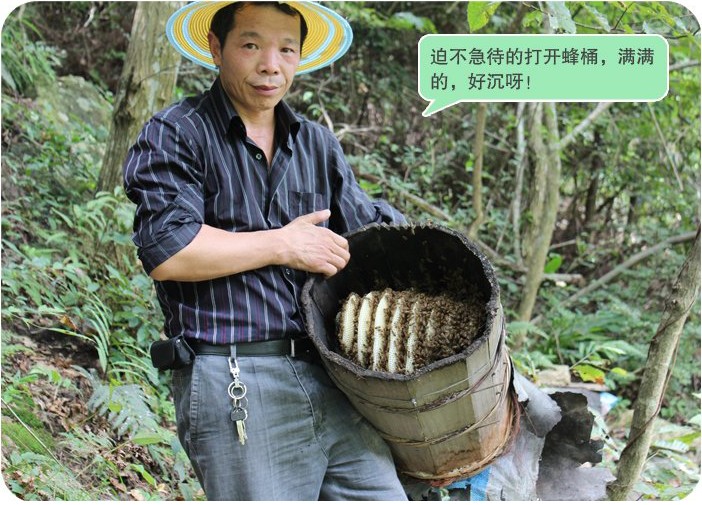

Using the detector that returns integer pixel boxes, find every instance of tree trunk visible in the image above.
[521,102,548,261]
[515,103,562,342]
[607,227,701,500]
[97,1,183,194]
[468,103,488,239]
[510,102,527,264]
[584,163,599,228]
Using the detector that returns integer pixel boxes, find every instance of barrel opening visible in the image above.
[303,223,501,379]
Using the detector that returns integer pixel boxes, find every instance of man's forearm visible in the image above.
[149,209,350,282]
[150,224,286,282]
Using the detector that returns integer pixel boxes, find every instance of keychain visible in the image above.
[228,356,248,445]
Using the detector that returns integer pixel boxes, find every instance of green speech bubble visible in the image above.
[419,34,669,116]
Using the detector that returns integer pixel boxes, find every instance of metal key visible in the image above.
[230,405,248,445]
[227,356,248,445]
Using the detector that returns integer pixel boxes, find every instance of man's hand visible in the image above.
[279,209,350,277]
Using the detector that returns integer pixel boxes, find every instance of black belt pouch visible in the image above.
[150,336,195,371]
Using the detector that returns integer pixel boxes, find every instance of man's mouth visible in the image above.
[253,84,278,92]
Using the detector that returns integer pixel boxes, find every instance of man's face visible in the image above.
[209,3,302,118]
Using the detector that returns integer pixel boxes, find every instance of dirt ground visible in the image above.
[1,328,178,500]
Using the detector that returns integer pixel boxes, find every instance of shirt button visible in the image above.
[285,268,292,276]
[255,153,262,160]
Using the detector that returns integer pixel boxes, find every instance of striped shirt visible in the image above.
[123,78,404,344]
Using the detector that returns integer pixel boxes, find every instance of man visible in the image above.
[123,1,408,500]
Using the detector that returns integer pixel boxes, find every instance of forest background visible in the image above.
[0,0,700,501]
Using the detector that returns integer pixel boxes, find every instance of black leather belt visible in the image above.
[186,338,317,359]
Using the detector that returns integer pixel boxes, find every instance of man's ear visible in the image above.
[208,31,222,68]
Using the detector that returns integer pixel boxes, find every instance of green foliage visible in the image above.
[1,363,90,499]
[524,301,648,382]
[2,398,54,455]
[543,253,563,274]
[80,367,160,438]
[1,24,191,496]
[546,1,577,33]
[467,3,501,32]
[2,451,93,500]
[4,2,135,93]
[1,13,63,96]
[2,416,55,456]
[341,2,437,32]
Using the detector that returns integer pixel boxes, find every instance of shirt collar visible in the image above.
[210,78,302,145]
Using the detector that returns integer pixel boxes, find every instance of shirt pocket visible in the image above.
[287,191,324,218]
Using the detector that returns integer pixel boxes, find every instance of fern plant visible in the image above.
[77,366,161,439]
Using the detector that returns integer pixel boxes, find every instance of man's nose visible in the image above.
[258,49,281,74]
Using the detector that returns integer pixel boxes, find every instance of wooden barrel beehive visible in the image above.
[301,223,516,482]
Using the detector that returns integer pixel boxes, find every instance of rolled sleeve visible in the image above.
[134,184,204,273]
[123,115,205,274]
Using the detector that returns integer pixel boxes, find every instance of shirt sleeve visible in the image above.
[326,133,406,234]
[123,115,205,274]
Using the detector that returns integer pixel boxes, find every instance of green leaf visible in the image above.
[391,12,436,33]
[572,364,605,383]
[651,439,690,453]
[582,4,611,32]
[467,2,500,33]
[546,1,576,33]
[544,254,563,274]
[130,464,156,487]
[507,320,549,338]
[131,430,166,446]
[676,431,701,446]
[522,10,543,29]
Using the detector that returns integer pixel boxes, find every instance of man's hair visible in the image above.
[210,2,308,51]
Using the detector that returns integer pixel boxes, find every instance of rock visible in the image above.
[35,75,112,135]
[536,364,572,387]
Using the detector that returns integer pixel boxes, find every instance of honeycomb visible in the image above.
[336,288,486,374]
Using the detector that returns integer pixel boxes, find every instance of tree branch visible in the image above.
[532,230,699,325]
[511,102,527,264]
[647,102,683,190]
[670,60,700,71]
[357,172,452,222]
[557,102,613,151]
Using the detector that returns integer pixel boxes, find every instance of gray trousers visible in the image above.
[172,353,408,500]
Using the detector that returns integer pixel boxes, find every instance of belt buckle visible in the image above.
[290,339,296,358]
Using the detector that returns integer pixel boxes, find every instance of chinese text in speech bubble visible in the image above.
[419,34,669,117]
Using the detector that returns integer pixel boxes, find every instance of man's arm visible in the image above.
[150,209,349,282]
